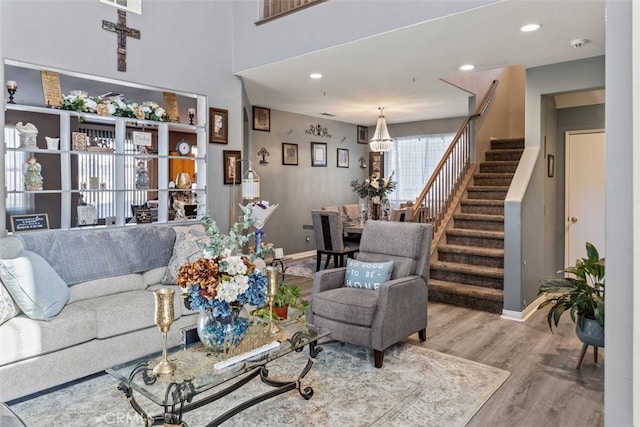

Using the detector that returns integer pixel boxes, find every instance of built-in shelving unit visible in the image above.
[3,62,207,232]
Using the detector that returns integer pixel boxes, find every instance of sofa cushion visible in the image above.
[73,290,173,339]
[143,267,168,287]
[161,225,207,285]
[0,236,24,259]
[0,251,69,320]
[0,303,96,366]
[19,226,177,285]
[67,273,147,304]
[312,287,378,327]
[344,259,393,290]
[0,283,20,326]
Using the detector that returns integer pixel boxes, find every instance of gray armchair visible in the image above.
[307,220,432,367]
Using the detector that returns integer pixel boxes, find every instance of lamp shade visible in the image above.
[242,166,260,200]
[369,107,393,152]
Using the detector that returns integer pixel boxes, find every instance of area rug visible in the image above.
[10,342,510,426]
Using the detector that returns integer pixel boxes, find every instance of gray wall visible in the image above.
[604,0,635,425]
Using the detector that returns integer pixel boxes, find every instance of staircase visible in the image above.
[428,138,524,313]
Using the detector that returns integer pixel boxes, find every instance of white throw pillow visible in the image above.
[0,250,69,320]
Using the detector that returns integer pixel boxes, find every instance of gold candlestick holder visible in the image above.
[264,266,280,334]
[152,288,176,376]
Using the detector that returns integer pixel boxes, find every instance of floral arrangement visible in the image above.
[61,92,169,122]
[176,210,268,318]
[350,173,397,203]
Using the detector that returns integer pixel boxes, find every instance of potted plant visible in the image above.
[252,282,309,321]
[537,242,605,347]
[273,282,308,319]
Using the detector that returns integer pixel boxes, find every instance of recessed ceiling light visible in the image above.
[459,64,475,71]
[520,23,542,32]
[310,73,322,79]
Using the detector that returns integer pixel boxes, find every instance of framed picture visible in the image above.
[209,107,228,144]
[547,154,555,178]
[337,148,349,168]
[369,152,384,178]
[223,150,241,185]
[311,142,327,167]
[253,106,271,132]
[282,143,299,166]
[357,126,368,144]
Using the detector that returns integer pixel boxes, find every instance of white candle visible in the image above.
[187,108,196,115]
[6,81,17,90]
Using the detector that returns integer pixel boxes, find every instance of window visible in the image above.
[4,126,33,213]
[385,133,454,207]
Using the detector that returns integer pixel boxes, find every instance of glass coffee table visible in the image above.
[107,321,330,426]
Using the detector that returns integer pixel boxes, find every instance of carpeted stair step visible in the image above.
[467,185,508,200]
[485,149,524,162]
[428,279,503,313]
[460,199,504,215]
[446,228,504,249]
[438,244,504,268]
[430,261,503,289]
[479,161,519,174]
[453,213,504,232]
[490,138,525,150]
[473,172,514,186]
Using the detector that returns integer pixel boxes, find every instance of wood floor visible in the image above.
[286,274,604,427]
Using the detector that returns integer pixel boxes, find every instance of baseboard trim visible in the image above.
[500,294,548,322]
[286,250,316,260]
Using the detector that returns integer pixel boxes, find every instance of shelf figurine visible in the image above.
[135,160,149,190]
[23,155,43,191]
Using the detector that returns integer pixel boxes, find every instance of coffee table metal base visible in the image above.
[117,341,323,427]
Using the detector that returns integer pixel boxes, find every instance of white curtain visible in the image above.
[386,133,454,207]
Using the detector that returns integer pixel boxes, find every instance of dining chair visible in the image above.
[342,204,360,222]
[311,210,359,271]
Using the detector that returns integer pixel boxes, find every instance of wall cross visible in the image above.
[102,10,141,72]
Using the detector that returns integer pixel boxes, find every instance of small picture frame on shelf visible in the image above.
[311,142,327,167]
[337,148,349,168]
[253,106,271,132]
[209,107,228,144]
[72,132,87,151]
[223,150,241,185]
[357,126,368,144]
[282,143,298,166]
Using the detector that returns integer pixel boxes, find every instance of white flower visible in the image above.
[115,99,126,109]
[107,103,116,115]
[155,107,166,118]
[370,180,379,189]
[84,99,97,111]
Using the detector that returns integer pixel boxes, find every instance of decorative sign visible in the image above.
[10,214,50,233]
[163,92,180,122]
[305,124,332,138]
[40,71,62,107]
[135,207,153,224]
[132,131,152,146]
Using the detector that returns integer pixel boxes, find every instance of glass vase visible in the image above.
[196,306,250,351]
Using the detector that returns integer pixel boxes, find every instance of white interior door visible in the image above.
[565,130,606,267]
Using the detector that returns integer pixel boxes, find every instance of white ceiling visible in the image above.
[237,0,605,127]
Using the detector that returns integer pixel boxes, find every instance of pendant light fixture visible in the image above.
[369,107,394,153]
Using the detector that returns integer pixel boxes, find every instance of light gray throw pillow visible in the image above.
[344,258,394,290]
[0,250,69,321]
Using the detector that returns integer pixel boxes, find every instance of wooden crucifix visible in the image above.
[102,10,140,72]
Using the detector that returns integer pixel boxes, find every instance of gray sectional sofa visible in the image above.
[0,225,199,402]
